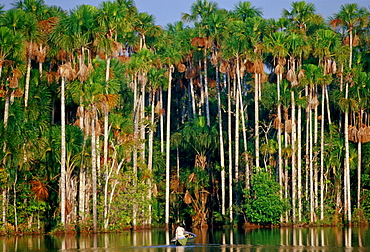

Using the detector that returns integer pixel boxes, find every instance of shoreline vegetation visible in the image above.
[0,0,370,235]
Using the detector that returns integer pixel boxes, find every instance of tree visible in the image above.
[243,171,287,225]
[331,3,369,224]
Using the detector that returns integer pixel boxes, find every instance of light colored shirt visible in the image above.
[175,226,186,239]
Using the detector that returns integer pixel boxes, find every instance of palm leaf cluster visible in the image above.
[0,0,370,233]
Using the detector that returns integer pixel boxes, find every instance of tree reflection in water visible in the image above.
[0,227,369,251]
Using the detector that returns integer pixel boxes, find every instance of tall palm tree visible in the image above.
[265,31,288,209]
[159,40,182,228]
[313,28,340,220]
[182,0,219,127]
[331,3,368,224]
[12,0,49,108]
[0,25,25,229]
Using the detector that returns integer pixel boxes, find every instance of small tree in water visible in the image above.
[243,171,288,226]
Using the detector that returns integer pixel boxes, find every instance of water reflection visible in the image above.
[0,227,369,252]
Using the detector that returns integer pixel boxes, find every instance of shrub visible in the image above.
[243,171,288,225]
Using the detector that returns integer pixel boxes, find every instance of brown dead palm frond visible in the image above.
[77,63,89,82]
[98,94,119,111]
[13,88,23,97]
[30,179,49,201]
[188,172,196,183]
[275,64,284,75]
[298,69,305,82]
[184,190,193,204]
[219,60,229,73]
[286,69,296,82]
[9,68,22,89]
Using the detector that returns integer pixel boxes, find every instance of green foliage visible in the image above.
[243,171,287,225]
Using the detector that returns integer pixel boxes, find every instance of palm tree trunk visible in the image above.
[291,90,296,224]
[357,141,361,209]
[204,49,210,126]
[344,82,352,224]
[147,91,155,226]
[277,73,283,218]
[227,72,233,223]
[198,60,204,116]
[13,171,18,232]
[235,60,240,182]
[254,72,260,168]
[320,84,325,220]
[239,80,250,190]
[160,87,164,153]
[24,40,33,108]
[216,66,225,216]
[61,77,66,226]
[91,109,98,233]
[314,92,319,210]
[190,77,197,119]
[298,96,302,222]
[309,88,314,223]
[165,65,173,228]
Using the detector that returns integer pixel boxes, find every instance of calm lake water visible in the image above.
[1,227,369,252]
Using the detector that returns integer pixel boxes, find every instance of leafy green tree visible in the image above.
[243,171,287,225]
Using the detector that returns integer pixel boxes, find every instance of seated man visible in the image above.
[175,223,189,239]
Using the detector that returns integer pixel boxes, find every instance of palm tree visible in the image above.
[313,28,340,220]
[282,1,321,33]
[265,31,288,210]
[331,3,368,224]
[0,25,25,229]
[159,40,182,228]
[12,0,49,108]
[182,0,219,127]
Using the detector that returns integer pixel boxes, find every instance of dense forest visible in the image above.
[0,0,369,234]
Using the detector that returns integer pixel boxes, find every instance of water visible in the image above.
[0,227,369,252]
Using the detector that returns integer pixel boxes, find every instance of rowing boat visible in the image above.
[171,232,197,246]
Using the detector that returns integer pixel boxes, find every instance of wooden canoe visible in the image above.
[171,232,197,246]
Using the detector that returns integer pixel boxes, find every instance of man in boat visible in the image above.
[175,222,190,239]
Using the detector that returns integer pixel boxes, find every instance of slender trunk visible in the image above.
[2,190,6,228]
[61,77,66,226]
[357,141,361,209]
[216,65,225,216]
[132,76,139,229]
[227,72,233,223]
[277,72,283,214]
[320,84,325,220]
[298,96,302,222]
[190,78,197,119]
[305,86,310,214]
[13,171,18,232]
[291,90,296,224]
[24,40,32,108]
[314,90,319,210]
[147,91,155,227]
[141,76,146,161]
[165,66,173,228]
[255,72,260,168]
[199,60,204,116]
[239,79,250,190]
[344,81,352,224]
[91,109,97,233]
[160,87,164,153]
[235,59,240,182]
[309,87,314,222]
[325,87,332,125]
[204,49,210,126]
[103,56,111,175]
